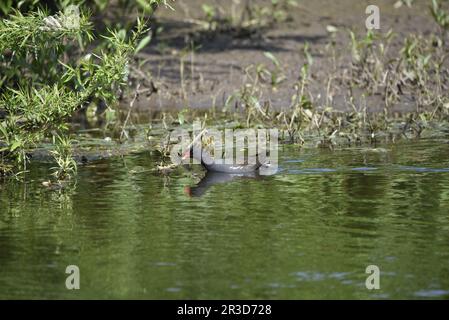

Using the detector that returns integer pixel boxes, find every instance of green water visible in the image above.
[1,138,449,299]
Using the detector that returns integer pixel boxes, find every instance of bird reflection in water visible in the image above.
[184,171,262,197]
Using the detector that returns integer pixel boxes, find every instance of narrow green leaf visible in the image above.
[135,35,152,54]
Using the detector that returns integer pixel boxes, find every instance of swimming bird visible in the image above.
[181,145,264,174]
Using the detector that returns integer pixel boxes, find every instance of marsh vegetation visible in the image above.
[1,0,449,181]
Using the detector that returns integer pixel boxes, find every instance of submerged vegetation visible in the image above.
[1,0,449,179]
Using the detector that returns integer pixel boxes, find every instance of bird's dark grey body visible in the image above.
[201,160,262,174]
[188,147,263,174]
[183,145,272,197]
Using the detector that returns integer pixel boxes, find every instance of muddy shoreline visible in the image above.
[128,0,438,112]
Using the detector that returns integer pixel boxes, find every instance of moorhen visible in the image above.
[182,145,264,174]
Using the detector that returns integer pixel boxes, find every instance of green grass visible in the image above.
[0,3,163,177]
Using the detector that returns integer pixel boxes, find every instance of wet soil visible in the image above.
[131,0,438,112]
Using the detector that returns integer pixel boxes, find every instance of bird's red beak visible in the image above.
[181,149,190,161]
[184,186,192,197]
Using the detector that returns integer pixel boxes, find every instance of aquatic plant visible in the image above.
[194,0,299,37]
[216,20,449,149]
[0,4,159,176]
[50,134,77,181]
[430,0,449,40]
